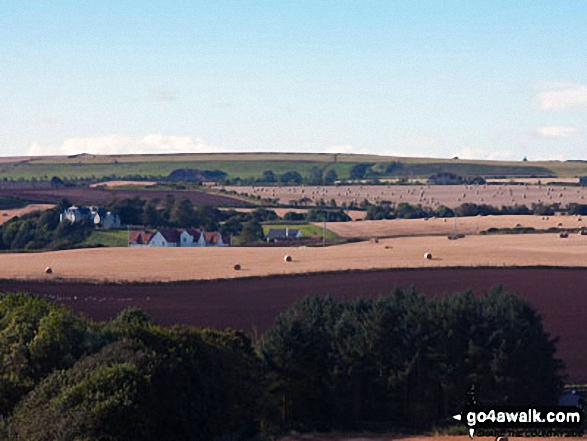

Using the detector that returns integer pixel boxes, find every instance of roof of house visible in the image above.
[182,228,202,238]
[156,229,181,243]
[203,231,224,245]
[266,229,301,239]
[128,231,154,245]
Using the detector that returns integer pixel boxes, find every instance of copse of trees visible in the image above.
[0,289,564,438]
[0,206,94,251]
[261,288,563,431]
[0,295,269,441]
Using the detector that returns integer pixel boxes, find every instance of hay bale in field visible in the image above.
[370,237,379,244]
[424,252,432,260]
[284,255,292,262]
[45,267,53,274]
[558,222,563,227]
[496,436,508,441]
[443,218,447,223]
[233,263,242,270]
[560,232,569,239]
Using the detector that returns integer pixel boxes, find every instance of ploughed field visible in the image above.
[2,234,587,282]
[222,184,587,208]
[0,186,247,206]
[1,267,586,383]
[324,214,587,238]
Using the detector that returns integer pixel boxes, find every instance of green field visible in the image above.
[263,223,338,240]
[2,153,587,181]
[81,229,128,248]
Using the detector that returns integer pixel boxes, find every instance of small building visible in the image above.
[129,228,228,247]
[266,228,303,242]
[128,231,154,247]
[427,172,463,185]
[60,205,121,229]
[203,231,227,246]
[149,229,181,247]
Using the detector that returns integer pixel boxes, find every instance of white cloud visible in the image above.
[451,147,517,161]
[27,134,222,156]
[538,82,587,110]
[537,126,578,138]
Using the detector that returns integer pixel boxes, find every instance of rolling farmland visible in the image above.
[323,214,587,238]
[2,266,587,383]
[2,152,587,180]
[224,183,587,208]
[2,234,587,282]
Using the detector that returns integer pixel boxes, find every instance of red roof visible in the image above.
[128,231,154,245]
[203,231,223,245]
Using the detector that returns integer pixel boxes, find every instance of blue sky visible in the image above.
[1,1,586,159]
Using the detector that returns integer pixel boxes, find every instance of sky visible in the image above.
[1,1,586,160]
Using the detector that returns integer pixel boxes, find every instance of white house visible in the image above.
[148,229,180,247]
[60,205,121,229]
[180,229,207,247]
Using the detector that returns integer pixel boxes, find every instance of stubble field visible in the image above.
[223,184,587,208]
[323,214,586,238]
[1,234,587,282]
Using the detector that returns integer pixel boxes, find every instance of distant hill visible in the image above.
[0,152,586,182]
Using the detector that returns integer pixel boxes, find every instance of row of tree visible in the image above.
[0,288,563,439]
[365,201,568,220]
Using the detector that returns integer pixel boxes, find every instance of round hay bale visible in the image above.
[284,255,292,262]
[233,263,241,271]
[559,232,569,239]
[424,252,432,260]
[443,219,447,223]
[45,267,53,274]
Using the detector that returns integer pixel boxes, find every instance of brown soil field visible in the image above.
[2,234,587,283]
[324,214,586,238]
[0,187,247,207]
[1,267,586,383]
[223,184,587,208]
[89,180,157,188]
[0,204,54,225]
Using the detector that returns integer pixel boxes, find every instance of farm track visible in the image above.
[1,267,587,383]
[0,187,248,206]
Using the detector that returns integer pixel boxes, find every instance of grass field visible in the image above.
[3,153,587,181]
[3,233,587,282]
[263,223,338,240]
[324,214,586,238]
[81,229,128,248]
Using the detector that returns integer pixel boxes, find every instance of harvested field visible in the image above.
[324,214,587,238]
[223,184,587,208]
[2,234,587,282]
[89,180,157,188]
[2,267,587,383]
[0,187,248,207]
[0,204,54,224]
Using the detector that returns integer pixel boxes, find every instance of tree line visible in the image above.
[365,201,578,220]
[0,288,563,439]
